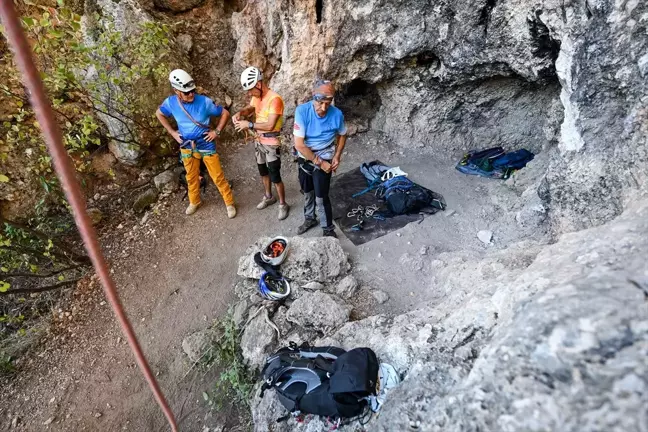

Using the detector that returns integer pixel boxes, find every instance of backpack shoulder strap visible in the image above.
[176,96,210,129]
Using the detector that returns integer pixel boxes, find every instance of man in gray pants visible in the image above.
[293,80,348,237]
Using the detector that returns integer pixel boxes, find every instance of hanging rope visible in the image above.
[0,3,178,431]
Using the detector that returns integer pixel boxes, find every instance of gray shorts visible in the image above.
[255,142,280,165]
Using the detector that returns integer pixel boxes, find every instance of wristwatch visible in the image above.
[215,129,221,136]
[248,121,254,131]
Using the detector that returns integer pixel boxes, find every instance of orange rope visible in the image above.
[0,3,178,431]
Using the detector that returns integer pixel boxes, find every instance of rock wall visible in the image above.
[147,2,648,428]
[247,200,648,432]
[226,0,647,234]
[89,0,647,233]
[336,200,648,432]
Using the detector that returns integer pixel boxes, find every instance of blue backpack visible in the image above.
[491,149,534,170]
[456,147,534,179]
[353,162,392,198]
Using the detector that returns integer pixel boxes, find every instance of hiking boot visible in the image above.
[297,218,318,235]
[257,195,277,210]
[278,204,290,221]
[323,229,337,238]
[227,205,237,219]
[185,202,201,215]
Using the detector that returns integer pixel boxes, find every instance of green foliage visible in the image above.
[0,0,177,378]
[0,0,174,205]
[0,213,84,294]
[0,352,16,376]
[202,311,255,411]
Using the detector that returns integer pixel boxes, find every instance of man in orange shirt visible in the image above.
[232,67,289,221]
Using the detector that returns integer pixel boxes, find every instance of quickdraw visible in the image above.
[347,204,379,221]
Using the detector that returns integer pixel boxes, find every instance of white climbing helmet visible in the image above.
[240,66,263,91]
[169,69,196,92]
[261,236,289,266]
[381,167,408,182]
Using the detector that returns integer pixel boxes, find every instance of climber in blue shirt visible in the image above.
[293,79,348,237]
[156,69,236,217]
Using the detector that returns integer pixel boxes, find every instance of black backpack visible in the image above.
[260,343,379,421]
[376,176,446,216]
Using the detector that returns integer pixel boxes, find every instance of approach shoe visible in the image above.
[297,218,318,235]
[257,195,277,210]
[227,205,237,219]
[323,229,338,238]
[278,204,290,221]
[185,202,201,215]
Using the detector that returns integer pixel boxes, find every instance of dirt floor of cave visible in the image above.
[0,131,544,431]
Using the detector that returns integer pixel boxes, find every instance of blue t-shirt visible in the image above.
[159,94,223,151]
[293,101,347,160]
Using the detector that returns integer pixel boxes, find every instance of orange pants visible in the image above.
[181,149,234,206]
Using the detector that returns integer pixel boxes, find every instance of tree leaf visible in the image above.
[0,174,9,182]
[0,281,10,293]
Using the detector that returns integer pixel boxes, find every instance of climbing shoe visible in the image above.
[257,195,277,210]
[278,204,290,221]
[297,218,318,235]
[185,202,201,215]
[227,205,237,219]
[323,229,337,238]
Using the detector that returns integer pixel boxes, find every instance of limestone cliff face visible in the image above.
[98,1,648,429]
[229,0,647,234]
[225,2,648,430]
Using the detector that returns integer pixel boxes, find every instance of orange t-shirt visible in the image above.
[250,89,284,146]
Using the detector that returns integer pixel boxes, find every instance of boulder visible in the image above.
[240,312,277,370]
[286,292,349,332]
[153,169,179,193]
[133,188,158,213]
[251,389,291,432]
[234,279,258,300]
[272,306,293,337]
[335,275,359,299]
[108,141,143,165]
[232,300,248,329]
[182,330,214,364]
[238,237,350,284]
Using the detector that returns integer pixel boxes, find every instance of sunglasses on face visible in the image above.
[313,93,333,102]
[181,89,195,95]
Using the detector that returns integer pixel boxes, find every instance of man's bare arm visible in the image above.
[155,108,182,144]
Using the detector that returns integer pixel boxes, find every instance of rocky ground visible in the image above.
[1,0,647,430]
[243,197,648,432]
[0,128,545,431]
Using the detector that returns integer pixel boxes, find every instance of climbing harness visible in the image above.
[180,140,216,159]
